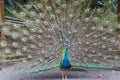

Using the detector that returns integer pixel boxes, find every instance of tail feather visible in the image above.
[0,0,120,74]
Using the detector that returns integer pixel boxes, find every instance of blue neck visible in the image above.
[64,48,69,60]
[61,47,71,69]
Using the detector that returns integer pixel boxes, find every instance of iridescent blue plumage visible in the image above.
[61,47,71,69]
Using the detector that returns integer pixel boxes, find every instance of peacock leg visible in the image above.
[62,71,65,80]
[65,70,68,80]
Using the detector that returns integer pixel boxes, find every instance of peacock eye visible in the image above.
[25,20,32,24]
[84,18,89,22]
[98,26,104,31]
[56,0,61,4]
[65,38,70,42]
[91,50,96,53]
[59,39,62,41]
[29,36,35,40]
[46,6,52,11]
[16,50,22,55]
[22,59,27,63]
[20,12,26,17]
[30,44,36,49]
[30,11,36,16]
[67,31,72,35]
[84,8,90,13]
[75,19,80,24]
[108,48,112,51]
[74,1,79,6]
[102,36,107,40]
[103,56,107,60]
[39,29,44,33]
[12,32,19,39]
[90,26,96,31]
[85,41,90,45]
[39,58,43,62]
[78,47,81,50]
[5,48,11,54]
[56,9,61,14]
[38,35,43,39]
[101,45,106,49]
[21,37,27,42]
[93,34,98,38]
[68,14,74,19]
[114,56,119,60]
[93,43,97,46]
[31,28,37,32]
[61,18,65,22]
[92,17,98,22]
[44,21,49,26]
[35,19,41,24]
[84,48,88,51]
[85,34,90,38]
[96,8,101,13]
[73,43,76,46]
[81,26,87,30]
[109,13,114,16]
[107,28,114,33]
[98,53,102,56]
[108,0,112,3]
[34,61,39,65]
[26,4,32,9]
[2,28,9,34]
[38,43,44,48]
[13,24,20,28]
[66,22,70,26]
[79,42,83,45]
[93,59,97,63]
[39,13,45,18]
[110,38,116,43]
[27,54,33,59]
[37,3,43,8]
[104,21,110,25]
[48,28,53,32]
[72,29,77,33]
[62,4,67,8]
[41,50,45,54]
[12,42,18,47]
[51,15,55,19]
[54,24,59,28]
[22,46,28,51]
[4,22,10,25]
[23,30,29,35]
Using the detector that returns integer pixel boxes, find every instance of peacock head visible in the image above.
[64,43,70,48]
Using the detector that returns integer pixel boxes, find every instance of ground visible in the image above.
[0,68,120,80]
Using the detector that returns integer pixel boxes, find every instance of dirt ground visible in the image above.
[0,68,120,80]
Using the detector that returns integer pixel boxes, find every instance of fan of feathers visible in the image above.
[0,0,120,75]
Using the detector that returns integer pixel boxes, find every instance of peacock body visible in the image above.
[0,0,120,76]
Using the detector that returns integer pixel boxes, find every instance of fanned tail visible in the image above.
[0,0,120,75]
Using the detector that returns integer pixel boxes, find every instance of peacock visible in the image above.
[0,0,120,79]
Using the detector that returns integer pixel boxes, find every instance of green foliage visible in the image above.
[5,0,29,16]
